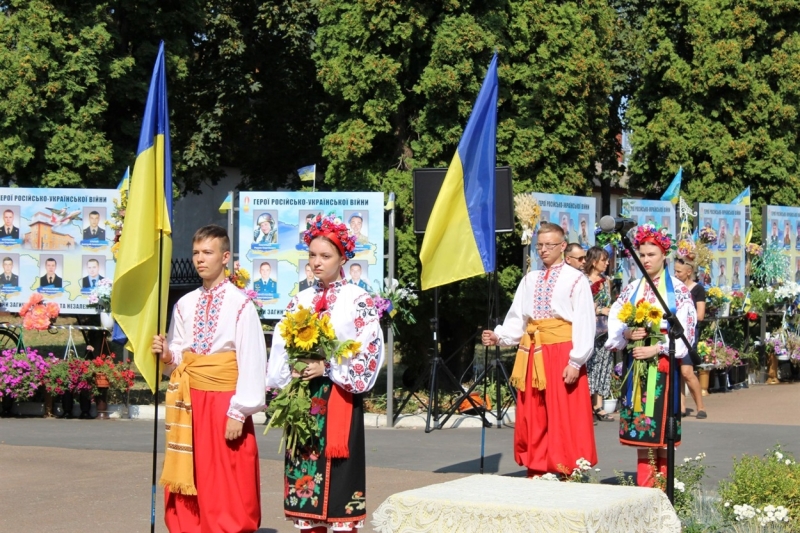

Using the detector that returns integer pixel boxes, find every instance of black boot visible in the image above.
[61,392,75,419]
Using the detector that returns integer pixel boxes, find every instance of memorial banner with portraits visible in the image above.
[696,203,746,290]
[0,187,118,314]
[763,205,800,283]
[237,191,385,317]
[528,192,596,270]
[618,198,677,285]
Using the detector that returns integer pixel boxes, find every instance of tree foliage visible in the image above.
[314,0,617,363]
[626,0,800,240]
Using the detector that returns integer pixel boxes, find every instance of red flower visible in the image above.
[368,342,377,353]
[294,475,315,499]
[366,297,374,307]
[355,380,366,392]
[747,311,759,321]
[352,363,365,375]
[657,355,669,373]
[368,359,377,372]
[354,317,364,329]
[310,397,327,416]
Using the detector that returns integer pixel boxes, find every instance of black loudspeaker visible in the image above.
[412,167,514,234]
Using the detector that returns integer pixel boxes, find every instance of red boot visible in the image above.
[657,455,668,480]
[637,455,656,487]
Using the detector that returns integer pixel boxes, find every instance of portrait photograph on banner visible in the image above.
[696,203,746,290]
[238,192,384,316]
[619,198,677,285]
[763,205,800,282]
[528,192,596,270]
[0,187,119,313]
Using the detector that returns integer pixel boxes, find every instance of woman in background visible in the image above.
[584,246,614,421]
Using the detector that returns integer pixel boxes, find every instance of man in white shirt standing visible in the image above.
[482,222,597,477]
[152,225,266,533]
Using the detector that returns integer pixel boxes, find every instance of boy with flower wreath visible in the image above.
[152,225,266,532]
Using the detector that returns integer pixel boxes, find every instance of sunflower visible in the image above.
[634,305,648,324]
[293,306,313,328]
[279,319,298,345]
[618,302,634,323]
[647,306,663,324]
[295,325,319,351]
[318,314,335,340]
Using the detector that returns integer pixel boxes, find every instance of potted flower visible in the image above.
[729,291,745,316]
[89,353,136,418]
[87,278,114,329]
[0,348,53,416]
[706,287,731,317]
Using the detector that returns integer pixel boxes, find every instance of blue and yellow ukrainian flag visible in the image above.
[420,53,498,290]
[298,164,316,182]
[117,166,130,192]
[111,42,173,393]
[731,186,752,243]
[661,167,682,204]
[218,192,232,213]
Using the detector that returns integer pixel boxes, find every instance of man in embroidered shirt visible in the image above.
[152,225,266,533]
[481,222,597,476]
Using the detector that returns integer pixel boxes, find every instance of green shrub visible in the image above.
[719,445,800,526]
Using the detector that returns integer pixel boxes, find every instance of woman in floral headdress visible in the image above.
[605,224,697,487]
[267,214,385,533]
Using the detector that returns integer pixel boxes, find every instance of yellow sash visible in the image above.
[510,318,573,391]
[160,351,238,495]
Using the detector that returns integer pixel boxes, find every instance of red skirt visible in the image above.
[515,340,597,475]
[164,389,261,533]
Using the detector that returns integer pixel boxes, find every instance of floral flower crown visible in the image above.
[303,214,357,259]
[633,223,676,254]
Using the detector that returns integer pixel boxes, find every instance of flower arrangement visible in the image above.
[86,278,113,312]
[610,361,624,398]
[303,214,356,259]
[42,358,71,396]
[617,299,665,412]
[0,348,52,400]
[751,243,790,288]
[699,226,718,245]
[264,305,359,459]
[513,193,541,245]
[766,335,789,361]
[226,262,265,318]
[676,239,695,258]
[773,281,800,307]
[106,185,127,259]
[633,223,676,253]
[373,278,417,335]
[705,341,740,368]
[89,353,136,398]
[746,243,763,256]
[694,242,713,270]
[729,291,745,315]
[19,293,59,330]
[706,287,730,313]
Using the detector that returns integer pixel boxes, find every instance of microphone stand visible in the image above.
[619,233,693,505]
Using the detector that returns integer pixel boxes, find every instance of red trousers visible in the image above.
[515,341,597,475]
[164,389,261,533]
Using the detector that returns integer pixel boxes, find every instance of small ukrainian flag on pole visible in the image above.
[660,167,682,204]
[218,192,232,214]
[298,164,316,182]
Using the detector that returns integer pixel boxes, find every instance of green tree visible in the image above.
[0,1,124,187]
[626,0,800,240]
[314,0,616,368]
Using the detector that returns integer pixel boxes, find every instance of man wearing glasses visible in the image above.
[481,222,597,477]
[564,243,587,270]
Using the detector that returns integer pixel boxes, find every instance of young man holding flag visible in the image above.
[152,225,266,532]
[482,222,597,476]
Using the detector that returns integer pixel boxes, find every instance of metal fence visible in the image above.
[170,258,201,287]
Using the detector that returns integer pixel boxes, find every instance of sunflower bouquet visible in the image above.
[264,305,360,459]
[618,299,665,412]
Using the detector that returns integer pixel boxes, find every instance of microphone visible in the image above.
[599,215,637,235]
